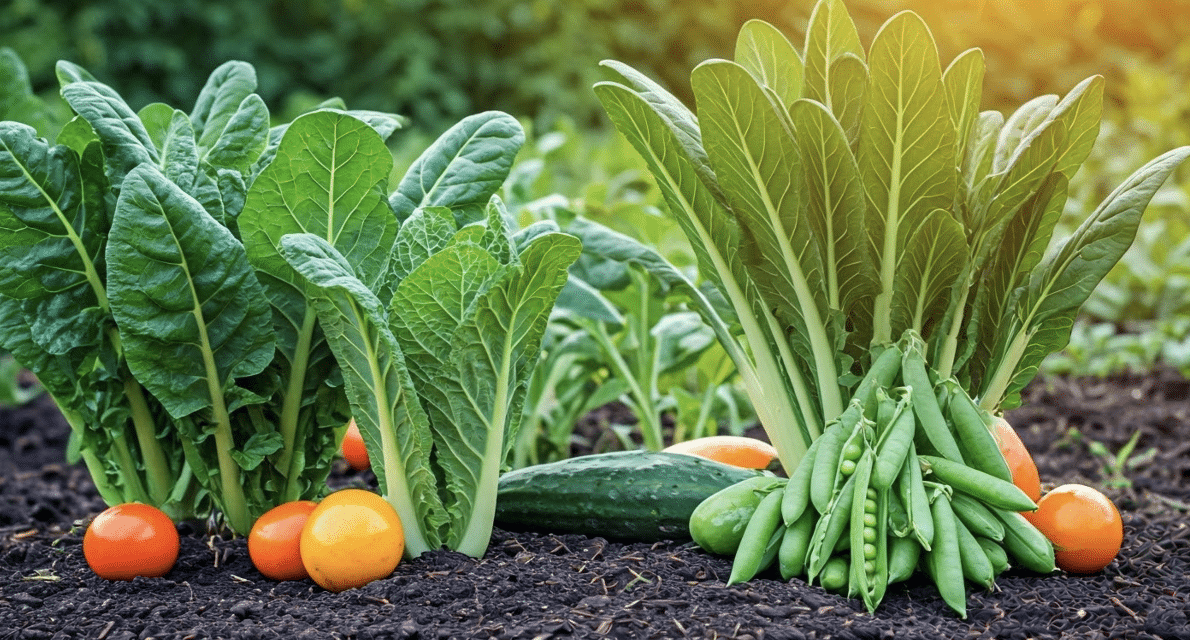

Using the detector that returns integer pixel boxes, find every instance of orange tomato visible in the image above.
[83,503,179,580]
[991,416,1041,504]
[1029,483,1123,574]
[248,500,318,581]
[340,419,370,471]
[300,489,404,592]
[662,435,779,469]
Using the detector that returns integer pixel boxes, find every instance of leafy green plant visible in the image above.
[1055,427,1156,489]
[587,0,1188,614]
[0,59,405,532]
[276,111,581,558]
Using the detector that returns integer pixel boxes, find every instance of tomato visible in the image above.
[662,435,779,469]
[300,489,404,592]
[991,416,1041,503]
[340,419,370,471]
[1029,483,1123,574]
[83,503,179,580]
[248,500,318,581]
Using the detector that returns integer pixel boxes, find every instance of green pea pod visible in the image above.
[875,387,896,428]
[950,492,1006,541]
[995,509,1056,574]
[852,343,903,418]
[806,471,858,581]
[820,556,849,593]
[887,488,910,538]
[782,436,821,525]
[757,521,785,577]
[943,379,1013,483]
[919,455,1037,512]
[849,460,888,613]
[779,510,815,580]
[976,536,1010,576]
[954,514,995,589]
[924,492,967,619]
[810,420,850,514]
[887,535,921,584]
[690,475,787,556]
[902,344,965,463]
[872,391,915,490]
[898,442,934,549]
[728,488,786,584]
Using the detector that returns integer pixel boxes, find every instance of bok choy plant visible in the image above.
[0,60,405,533]
[276,112,581,558]
[590,0,1188,613]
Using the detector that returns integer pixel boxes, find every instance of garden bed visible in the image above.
[2,371,1188,640]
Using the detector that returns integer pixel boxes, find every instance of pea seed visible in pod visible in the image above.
[841,460,857,476]
[843,442,862,460]
[864,543,877,560]
[867,488,877,501]
[864,560,875,574]
[863,527,877,544]
[864,513,877,528]
[865,498,878,513]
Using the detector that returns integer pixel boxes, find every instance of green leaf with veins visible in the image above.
[735,19,803,108]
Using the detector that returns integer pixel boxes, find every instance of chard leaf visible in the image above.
[388,206,457,289]
[942,48,984,177]
[691,59,842,420]
[229,432,284,471]
[55,116,99,156]
[993,95,1058,173]
[106,163,274,419]
[59,78,159,185]
[826,53,868,146]
[735,19,803,107]
[858,11,957,344]
[790,98,875,315]
[803,0,865,109]
[160,109,199,192]
[891,208,968,338]
[199,94,269,173]
[53,60,98,86]
[0,123,108,351]
[389,111,524,225]
[191,61,257,151]
[960,110,1005,227]
[278,232,445,556]
[981,146,1190,409]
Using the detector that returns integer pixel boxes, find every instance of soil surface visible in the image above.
[2,370,1189,640]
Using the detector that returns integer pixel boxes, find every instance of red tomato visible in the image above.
[991,416,1042,504]
[340,419,370,471]
[83,503,179,580]
[1030,484,1123,574]
[248,500,318,581]
[300,489,403,592]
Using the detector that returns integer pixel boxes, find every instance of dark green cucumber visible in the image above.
[494,451,767,542]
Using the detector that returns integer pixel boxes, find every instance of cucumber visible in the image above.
[494,451,767,542]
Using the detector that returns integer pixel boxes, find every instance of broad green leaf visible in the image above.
[1051,76,1104,176]
[791,98,875,315]
[0,123,108,352]
[858,11,957,344]
[191,61,257,150]
[735,20,804,107]
[437,232,581,554]
[200,94,270,173]
[54,60,98,86]
[60,80,158,185]
[161,110,200,192]
[993,94,1058,174]
[891,208,968,338]
[388,206,457,289]
[943,48,984,174]
[691,59,842,421]
[228,432,284,471]
[137,103,175,150]
[278,231,445,556]
[0,48,34,117]
[389,111,524,225]
[803,0,865,108]
[983,146,1190,408]
[106,163,274,419]
[827,53,868,145]
[959,110,1004,227]
[977,119,1067,236]
[55,116,98,156]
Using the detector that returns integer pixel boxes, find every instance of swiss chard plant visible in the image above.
[276,112,581,558]
[590,0,1189,614]
[0,59,406,533]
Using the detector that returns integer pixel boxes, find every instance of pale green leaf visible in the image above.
[803,0,865,108]
[943,48,984,174]
[200,94,270,173]
[191,61,257,149]
[735,19,804,107]
[891,208,968,338]
[827,53,868,145]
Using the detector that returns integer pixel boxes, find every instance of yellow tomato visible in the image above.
[299,489,404,592]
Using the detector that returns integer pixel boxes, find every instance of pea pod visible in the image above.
[810,420,850,513]
[919,455,1037,512]
[782,436,821,525]
[902,339,965,463]
[942,379,1013,483]
[849,459,888,613]
[887,489,910,538]
[820,556,850,594]
[977,536,1010,576]
[852,343,902,418]
[898,441,934,549]
[872,390,915,490]
[779,509,816,580]
[887,535,921,584]
[924,492,967,619]
[995,508,1056,574]
[806,468,859,580]
[950,492,1006,541]
[954,514,995,589]
[690,475,786,556]
[728,488,786,584]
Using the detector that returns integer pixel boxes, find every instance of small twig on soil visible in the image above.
[95,620,115,640]
[1111,596,1141,620]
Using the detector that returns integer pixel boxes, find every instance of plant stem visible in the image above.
[278,309,319,500]
[123,378,173,506]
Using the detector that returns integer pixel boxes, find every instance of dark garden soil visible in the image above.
[2,370,1189,640]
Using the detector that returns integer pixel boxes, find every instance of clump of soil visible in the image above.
[1,370,1188,639]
